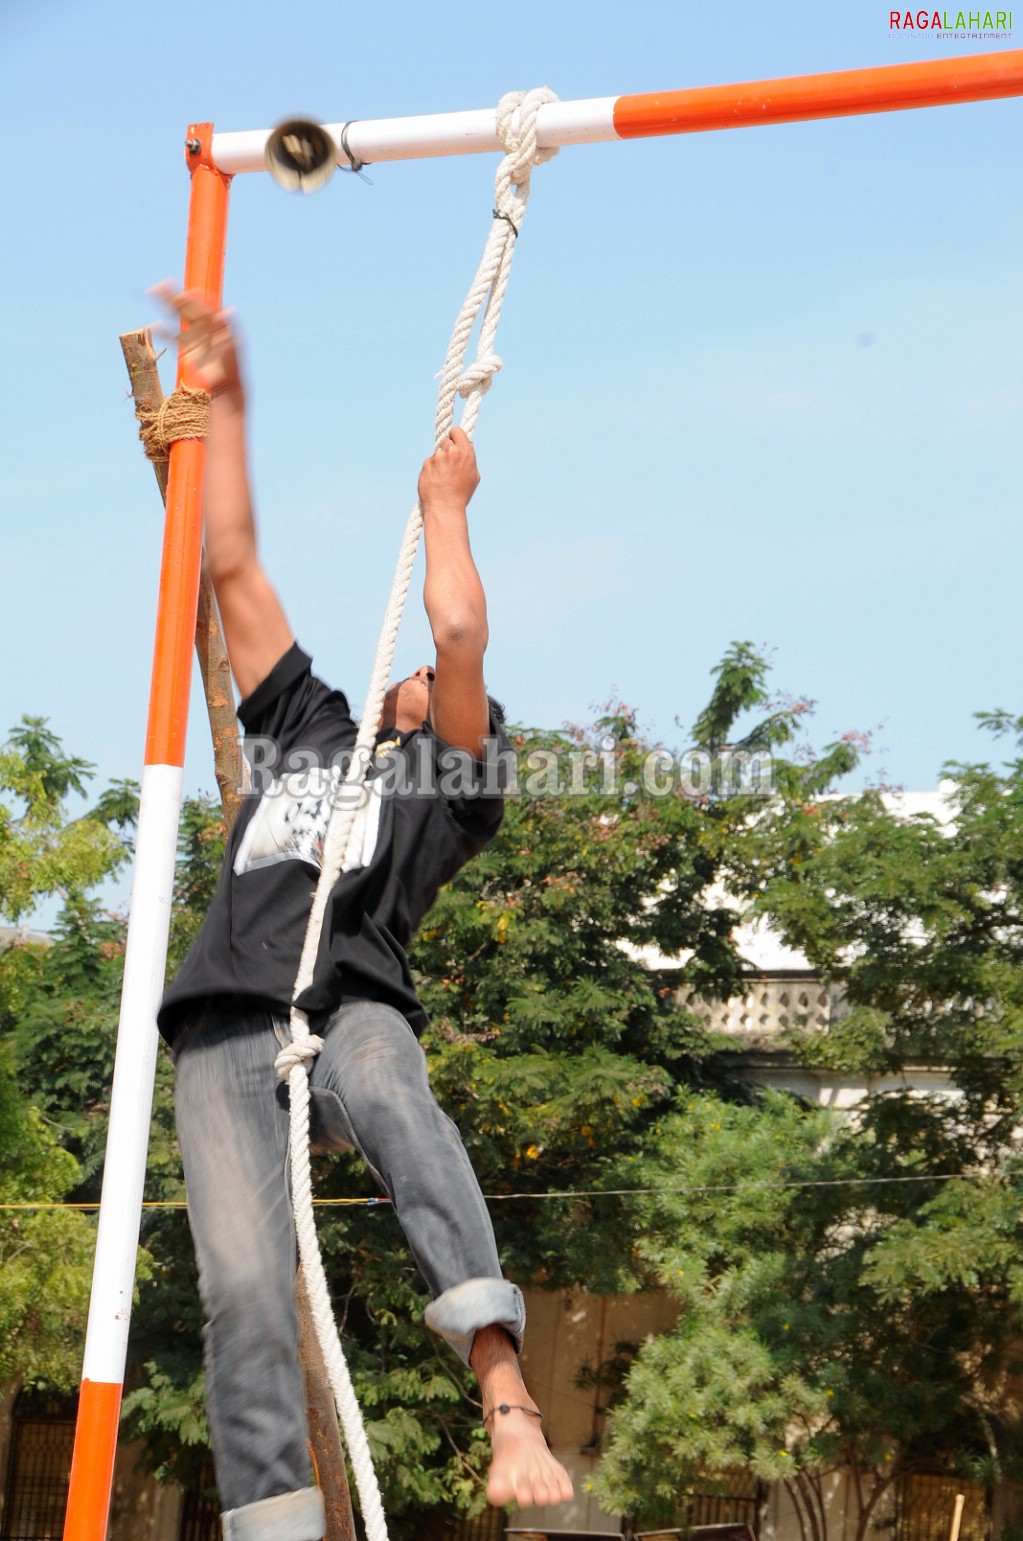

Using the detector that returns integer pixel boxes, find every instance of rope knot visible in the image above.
[495,87,560,187]
[274,1035,324,1081]
[457,353,503,398]
[135,385,210,462]
[433,84,559,444]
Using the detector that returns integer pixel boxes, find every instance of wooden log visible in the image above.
[299,1271,357,1541]
[120,328,356,1539]
[119,330,243,823]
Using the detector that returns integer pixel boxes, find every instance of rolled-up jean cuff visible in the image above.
[222,1486,325,1541]
[423,1277,526,1365]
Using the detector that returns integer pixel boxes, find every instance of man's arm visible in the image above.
[155,286,293,701]
[418,429,491,758]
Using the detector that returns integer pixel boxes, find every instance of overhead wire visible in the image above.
[2,1167,1009,1212]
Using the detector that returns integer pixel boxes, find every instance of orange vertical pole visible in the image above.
[147,124,232,769]
[62,124,230,1541]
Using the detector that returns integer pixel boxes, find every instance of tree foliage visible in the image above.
[8,658,1023,1537]
[0,718,130,1393]
[593,708,1023,1537]
[593,1091,1023,1536]
[0,1044,94,1390]
[0,717,124,924]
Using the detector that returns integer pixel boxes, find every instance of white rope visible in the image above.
[276,88,559,1541]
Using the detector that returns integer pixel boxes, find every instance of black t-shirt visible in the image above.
[158,644,508,1043]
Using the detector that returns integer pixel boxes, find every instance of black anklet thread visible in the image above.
[482,1402,543,1425]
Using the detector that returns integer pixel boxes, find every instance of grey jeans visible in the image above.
[174,997,525,1541]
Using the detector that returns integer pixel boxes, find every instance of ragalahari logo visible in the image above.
[889,8,1012,31]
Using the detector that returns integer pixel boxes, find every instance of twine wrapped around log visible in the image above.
[135,384,210,459]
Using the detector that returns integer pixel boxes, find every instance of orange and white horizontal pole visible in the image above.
[63,125,230,1541]
[209,49,1023,173]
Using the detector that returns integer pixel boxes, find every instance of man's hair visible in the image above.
[378,688,505,733]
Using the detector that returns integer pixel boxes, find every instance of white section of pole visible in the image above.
[80,762,183,1383]
[210,96,617,174]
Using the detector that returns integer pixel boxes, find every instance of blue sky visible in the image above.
[2,0,1020,865]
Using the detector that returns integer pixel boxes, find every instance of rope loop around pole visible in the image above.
[282,87,559,1541]
[135,385,210,459]
[494,86,559,212]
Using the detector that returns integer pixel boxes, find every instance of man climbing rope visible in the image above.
[154,287,574,1541]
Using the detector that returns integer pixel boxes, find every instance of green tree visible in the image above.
[592,1090,1023,1538]
[0,717,124,923]
[0,1045,94,1389]
[593,711,1023,1538]
[0,717,132,1395]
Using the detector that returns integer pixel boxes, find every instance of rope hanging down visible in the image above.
[274,87,559,1541]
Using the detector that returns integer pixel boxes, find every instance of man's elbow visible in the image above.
[207,542,260,589]
[433,615,489,655]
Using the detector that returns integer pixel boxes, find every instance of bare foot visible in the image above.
[470,1323,575,1510]
[485,1403,575,1509]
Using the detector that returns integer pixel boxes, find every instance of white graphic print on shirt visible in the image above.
[232,764,384,878]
